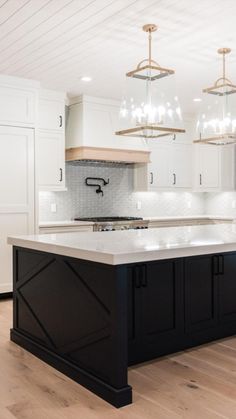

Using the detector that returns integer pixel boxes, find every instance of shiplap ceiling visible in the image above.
[0,0,236,112]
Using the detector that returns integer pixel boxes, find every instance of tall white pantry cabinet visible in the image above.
[0,75,66,294]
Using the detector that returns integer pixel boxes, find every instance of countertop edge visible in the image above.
[8,235,236,266]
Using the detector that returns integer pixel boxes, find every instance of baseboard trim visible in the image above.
[10,329,132,408]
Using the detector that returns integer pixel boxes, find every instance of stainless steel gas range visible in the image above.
[74,216,149,231]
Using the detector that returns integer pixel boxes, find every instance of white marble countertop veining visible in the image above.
[8,223,236,265]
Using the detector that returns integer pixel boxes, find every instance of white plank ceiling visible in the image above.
[0,0,236,111]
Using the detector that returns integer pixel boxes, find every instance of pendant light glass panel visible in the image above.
[116,71,184,139]
[196,90,236,145]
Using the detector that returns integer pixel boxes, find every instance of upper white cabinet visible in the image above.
[194,144,235,191]
[36,130,65,190]
[170,144,193,188]
[38,89,65,131]
[134,143,193,191]
[148,145,170,189]
[36,89,66,191]
[66,95,149,152]
[0,75,39,127]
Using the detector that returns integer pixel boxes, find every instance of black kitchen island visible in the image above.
[8,224,236,407]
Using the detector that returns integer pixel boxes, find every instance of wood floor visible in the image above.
[1,300,236,419]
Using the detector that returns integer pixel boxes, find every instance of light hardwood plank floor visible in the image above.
[1,299,236,419]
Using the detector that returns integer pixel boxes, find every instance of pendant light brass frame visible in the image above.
[126,24,174,81]
[194,47,236,146]
[194,134,236,146]
[203,48,236,96]
[115,125,184,139]
[115,24,185,139]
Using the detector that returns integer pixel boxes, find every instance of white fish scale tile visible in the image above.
[39,163,205,221]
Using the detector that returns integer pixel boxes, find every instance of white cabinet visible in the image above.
[36,130,65,190]
[0,75,38,127]
[170,144,192,188]
[37,89,66,191]
[0,126,35,293]
[194,144,235,191]
[38,90,65,131]
[134,143,192,191]
[148,145,170,189]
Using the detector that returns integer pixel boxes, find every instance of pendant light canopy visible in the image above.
[115,24,185,139]
[194,48,236,145]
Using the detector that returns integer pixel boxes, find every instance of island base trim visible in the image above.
[10,329,132,408]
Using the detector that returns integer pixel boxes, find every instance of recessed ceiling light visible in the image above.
[193,98,202,102]
[80,76,92,82]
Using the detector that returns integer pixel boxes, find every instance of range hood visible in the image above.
[66,146,150,164]
[65,95,150,164]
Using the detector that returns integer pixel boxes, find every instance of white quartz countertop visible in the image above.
[8,223,236,265]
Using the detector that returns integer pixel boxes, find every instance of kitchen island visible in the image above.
[7,224,236,407]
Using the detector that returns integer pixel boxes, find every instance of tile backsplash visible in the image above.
[205,192,236,217]
[39,162,205,221]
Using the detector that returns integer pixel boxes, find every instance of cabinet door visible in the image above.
[170,144,192,188]
[38,98,64,131]
[185,255,217,333]
[36,130,65,190]
[141,260,183,343]
[0,85,36,126]
[148,145,170,189]
[0,126,35,293]
[128,261,183,363]
[195,145,219,189]
[218,253,236,324]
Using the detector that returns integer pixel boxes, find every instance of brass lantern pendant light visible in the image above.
[195,48,236,145]
[126,24,174,81]
[115,24,185,139]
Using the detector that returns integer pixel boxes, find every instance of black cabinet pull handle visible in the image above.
[134,265,147,288]
[200,174,202,185]
[59,168,63,182]
[134,266,141,288]
[213,255,219,275]
[173,173,176,185]
[141,265,147,287]
[59,115,63,127]
[150,172,154,185]
[218,255,224,275]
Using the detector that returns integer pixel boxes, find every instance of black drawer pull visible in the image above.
[141,265,147,287]
[218,255,224,275]
[213,255,218,275]
[134,266,141,288]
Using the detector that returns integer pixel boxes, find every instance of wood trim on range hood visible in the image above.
[66,146,150,164]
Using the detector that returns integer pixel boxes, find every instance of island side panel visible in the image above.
[10,246,132,408]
